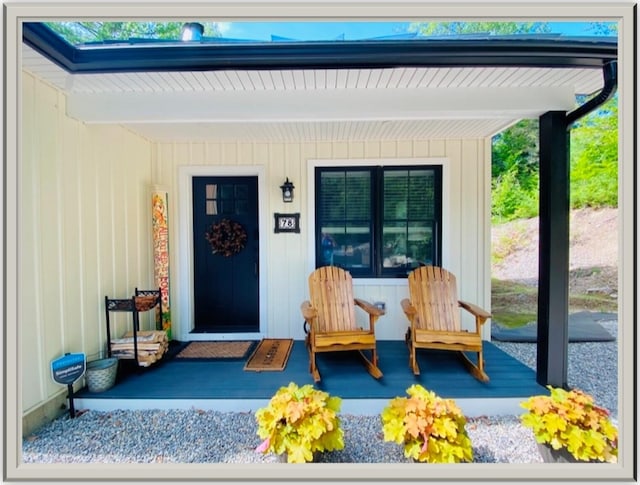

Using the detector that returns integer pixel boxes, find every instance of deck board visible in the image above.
[75,340,545,404]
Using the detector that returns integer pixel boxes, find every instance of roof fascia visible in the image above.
[23,22,618,74]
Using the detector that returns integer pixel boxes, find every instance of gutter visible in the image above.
[566,61,618,126]
[23,22,617,74]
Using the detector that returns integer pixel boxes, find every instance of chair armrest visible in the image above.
[401,298,416,317]
[458,300,491,321]
[354,298,385,316]
[301,301,317,320]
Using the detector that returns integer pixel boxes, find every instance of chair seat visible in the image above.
[314,331,376,349]
[403,266,491,382]
[414,329,482,350]
[301,266,383,382]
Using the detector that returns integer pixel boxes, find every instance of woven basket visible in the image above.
[86,358,118,393]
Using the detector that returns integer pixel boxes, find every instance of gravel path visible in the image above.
[22,410,540,464]
[22,322,618,465]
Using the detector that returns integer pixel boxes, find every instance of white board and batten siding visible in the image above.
[21,72,155,414]
[154,138,492,343]
[21,72,492,417]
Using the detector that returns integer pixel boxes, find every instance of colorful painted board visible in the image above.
[152,187,172,339]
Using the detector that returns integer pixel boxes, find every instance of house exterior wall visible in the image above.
[21,72,155,416]
[154,138,492,343]
[20,70,492,422]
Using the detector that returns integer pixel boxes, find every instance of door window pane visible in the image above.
[205,184,217,199]
[220,184,234,199]
[234,184,248,199]
[220,200,234,214]
[206,200,218,215]
[235,199,248,215]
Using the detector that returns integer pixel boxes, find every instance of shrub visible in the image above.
[520,386,618,462]
[254,382,344,463]
[381,384,473,463]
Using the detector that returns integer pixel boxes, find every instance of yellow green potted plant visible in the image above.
[520,385,618,463]
[254,382,344,463]
[381,384,473,463]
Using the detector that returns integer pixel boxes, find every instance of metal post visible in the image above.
[67,384,76,418]
[537,111,570,387]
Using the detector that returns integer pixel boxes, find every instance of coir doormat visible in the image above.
[244,338,294,372]
[175,341,256,360]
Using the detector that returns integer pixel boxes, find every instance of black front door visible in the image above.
[192,176,259,333]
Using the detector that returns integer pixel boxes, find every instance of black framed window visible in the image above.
[315,165,442,278]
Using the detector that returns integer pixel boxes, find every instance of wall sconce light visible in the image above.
[280,178,295,203]
[181,22,204,41]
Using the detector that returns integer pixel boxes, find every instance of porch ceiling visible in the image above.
[22,43,605,143]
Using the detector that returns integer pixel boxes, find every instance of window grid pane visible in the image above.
[408,170,435,220]
[318,170,372,272]
[316,165,440,277]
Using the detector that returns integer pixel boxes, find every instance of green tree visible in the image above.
[492,119,539,190]
[409,21,550,36]
[570,97,618,208]
[44,21,221,44]
[586,22,618,36]
[491,120,540,222]
[491,168,539,222]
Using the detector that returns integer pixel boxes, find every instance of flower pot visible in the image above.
[86,358,118,392]
[536,443,596,463]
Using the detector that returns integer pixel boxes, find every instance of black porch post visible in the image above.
[537,111,570,387]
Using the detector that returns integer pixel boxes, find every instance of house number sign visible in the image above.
[274,213,300,233]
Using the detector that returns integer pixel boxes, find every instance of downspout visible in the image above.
[566,61,618,126]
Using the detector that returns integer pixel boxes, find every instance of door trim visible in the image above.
[178,165,267,342]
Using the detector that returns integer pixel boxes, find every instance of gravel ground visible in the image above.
[22,410,540,464]
[494,320,618,421]
[22,322,618,465]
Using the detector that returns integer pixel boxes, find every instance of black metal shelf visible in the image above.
[104,288,162,367]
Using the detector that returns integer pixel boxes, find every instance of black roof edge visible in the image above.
[23,22,618,74]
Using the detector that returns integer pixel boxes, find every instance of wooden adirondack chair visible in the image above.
[401,266,491,382]
[301,266,384,383]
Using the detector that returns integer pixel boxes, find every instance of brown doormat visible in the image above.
[175,341,255,360]
[244,338,294,372]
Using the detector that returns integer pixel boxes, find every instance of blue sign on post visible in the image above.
[51,353,86,385]
[51,353,86,418]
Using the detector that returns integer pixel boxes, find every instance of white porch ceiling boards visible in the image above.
[21,43,605,143]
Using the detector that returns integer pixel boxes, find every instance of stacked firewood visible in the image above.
[110,330,168,367]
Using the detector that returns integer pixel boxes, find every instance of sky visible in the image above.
[217,21,615,41]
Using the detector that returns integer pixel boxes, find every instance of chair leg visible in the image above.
[305,336,321,382]
[310,356,321,383]
[409,344,420,375]
[357,350,383,379]
[457,351,489,383]
[405,329,420,374]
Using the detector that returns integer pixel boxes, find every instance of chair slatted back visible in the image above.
[308,266,357,333]
[408,266,461,332]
